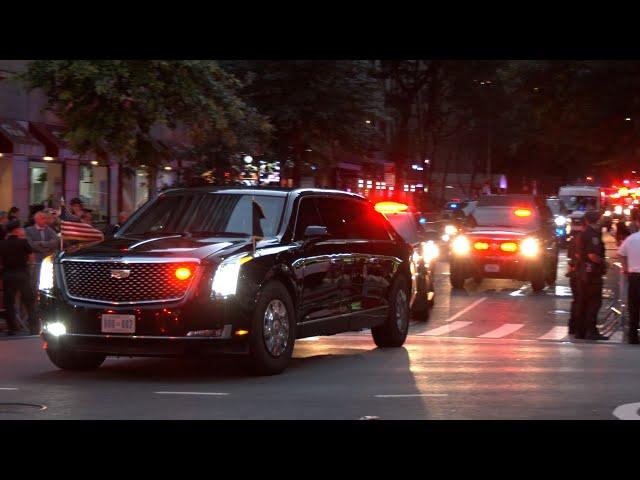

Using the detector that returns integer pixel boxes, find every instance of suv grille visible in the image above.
[61,261,198,304]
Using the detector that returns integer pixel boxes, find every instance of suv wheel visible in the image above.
[248,281,296,376]
[372,276,410,348]
[546,256,558,286]
[46,346,106,371]
[450,266,466,289]
[531,266,546,292]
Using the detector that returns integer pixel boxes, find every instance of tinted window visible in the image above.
[350,201,392,240]
[294,197,325,240]
[122,193,285,237]
[468,206,540,229]
[317,198,350,238]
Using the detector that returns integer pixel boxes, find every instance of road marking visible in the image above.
[375,394,449,398]
[538,326,569,340]
[419,321,472,336]
[479,323,525,338]
[0,388,18,391]
[155,391,229,396]
[613,402,640,420]
[444,297,487,322]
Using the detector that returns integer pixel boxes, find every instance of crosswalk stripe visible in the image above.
[538,326,569,340]
[478,323,524,338]
[444,297,487,322]
[418,321,473,336]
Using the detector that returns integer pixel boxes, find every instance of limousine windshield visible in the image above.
[120,193,286,238]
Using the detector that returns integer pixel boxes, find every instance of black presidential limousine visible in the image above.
[38,187,432,375]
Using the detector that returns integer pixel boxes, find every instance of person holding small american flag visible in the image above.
[58,197,104,247]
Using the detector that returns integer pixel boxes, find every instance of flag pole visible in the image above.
[252,196,256,255]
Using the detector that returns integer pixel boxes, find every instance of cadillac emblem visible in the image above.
[110,269,131,279]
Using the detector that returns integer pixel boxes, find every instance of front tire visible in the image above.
[450,266,466,289]
[46,346,105,371]
[248,281,296,376]
[372,276,410,348]
[531,266,546,292]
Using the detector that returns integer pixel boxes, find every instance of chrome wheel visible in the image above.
[395,289,409,332]
[263,299,290,358]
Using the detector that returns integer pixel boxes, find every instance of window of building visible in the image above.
[29,160,63,208]
[79,164,109,223]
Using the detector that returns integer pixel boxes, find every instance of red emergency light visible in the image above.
[374,201,409,215]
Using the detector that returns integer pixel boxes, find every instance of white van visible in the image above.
[558,185,601,213]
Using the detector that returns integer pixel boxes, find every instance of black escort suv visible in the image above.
[38,187,418,375]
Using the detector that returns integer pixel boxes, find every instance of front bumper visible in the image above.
[38,291,255,357]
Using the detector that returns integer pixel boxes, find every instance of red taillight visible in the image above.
[175,267,192,281]
[474,241,490,250]
[500,242,518,252]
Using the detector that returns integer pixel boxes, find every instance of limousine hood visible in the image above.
[59,235,277,263]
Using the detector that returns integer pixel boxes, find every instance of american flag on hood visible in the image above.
[60,220,104,242]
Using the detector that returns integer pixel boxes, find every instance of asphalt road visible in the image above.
[1,233,639,419]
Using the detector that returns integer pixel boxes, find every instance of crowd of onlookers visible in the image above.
[0,199,129,335]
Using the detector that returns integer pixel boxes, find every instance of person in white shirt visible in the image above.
[618,209,640,344]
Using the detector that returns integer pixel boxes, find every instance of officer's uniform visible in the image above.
[566,215,585,335]
[618,230,640,344]
[0,234,36,334]
[575,221,606,339]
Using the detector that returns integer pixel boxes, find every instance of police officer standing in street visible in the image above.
[0,220,37,335]
[575,210,609,340]
[566,212,586,336]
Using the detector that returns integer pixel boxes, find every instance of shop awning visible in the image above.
[0,118,46,157]
[29,122,96,161]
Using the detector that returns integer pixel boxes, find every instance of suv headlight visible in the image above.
[554,216,567,226]
[444,224,458,236]
[452,235,471,255]
[521,237,540,258]
[38,255,54,291]
[421,241,440,263]
[211,253,252,298]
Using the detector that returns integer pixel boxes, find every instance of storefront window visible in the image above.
[29,161,63,208]
[79,164,109,222]
[135,169,149,209]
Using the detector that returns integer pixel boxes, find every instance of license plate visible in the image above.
[101,314,135,333]
[484,264,500,273]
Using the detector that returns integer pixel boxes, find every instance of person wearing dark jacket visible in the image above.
[575,210,609,341]
[0,220,37,335]
[566,213,585,336]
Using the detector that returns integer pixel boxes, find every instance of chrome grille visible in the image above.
[62,260,198,304]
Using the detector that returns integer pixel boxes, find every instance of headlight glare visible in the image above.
[554,216,567,226]
[38,255,54,291]
[444,225,458,236]
[421,241,440,263]
[452,235,471,255]
[521,237,539,257]
[211,254,252,298]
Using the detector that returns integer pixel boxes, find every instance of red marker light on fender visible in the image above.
[374,201,409,215]
[514,209,532,217]
[175,267,192,281]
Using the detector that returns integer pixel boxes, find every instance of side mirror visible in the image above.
[304,225,328,240]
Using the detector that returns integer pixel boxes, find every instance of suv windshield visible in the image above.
[559,195,598,212]
[385,212,420,244]
[120,193,286,238]
[467,206,540,229]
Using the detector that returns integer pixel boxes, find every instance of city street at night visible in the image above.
[1,236,637,420]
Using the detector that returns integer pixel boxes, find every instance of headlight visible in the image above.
[520,237,539,258]
[441,234,450,242]
[44,321,66,337]
[614,206,623,215]
[38,255,54,291]
[444,225,458,236]
[452,235,471,255]
[624,208,632,216]
[211,253,252,298]
[421,241,440,263]
[554,216,567,226]
[604,210,612,217]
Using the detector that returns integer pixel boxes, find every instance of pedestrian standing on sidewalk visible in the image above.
[618,209,640,344]
[25,211,59,293]
[566,213,585,336]
[0,221,37,335]
[575,210,609,341]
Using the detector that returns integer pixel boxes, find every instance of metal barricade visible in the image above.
[600,261,628,339]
